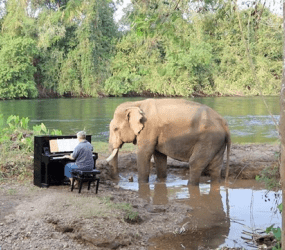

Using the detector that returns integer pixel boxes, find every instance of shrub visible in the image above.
[0,114,62,181]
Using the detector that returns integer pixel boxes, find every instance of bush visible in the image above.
[0,114,62,181]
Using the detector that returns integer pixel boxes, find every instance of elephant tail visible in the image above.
[224,122,231,184]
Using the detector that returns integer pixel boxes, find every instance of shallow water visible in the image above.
[118,174,281,249]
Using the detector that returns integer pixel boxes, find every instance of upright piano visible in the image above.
[34,135,98,188]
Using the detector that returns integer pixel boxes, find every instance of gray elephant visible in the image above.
[107,98,230,185]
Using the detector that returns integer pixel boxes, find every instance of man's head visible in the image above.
[77,131,86,140]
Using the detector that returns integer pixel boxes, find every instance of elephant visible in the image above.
[106,98,231,185]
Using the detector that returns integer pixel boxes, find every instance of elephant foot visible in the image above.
[138,177,149,183]
[210,178,221,185]
[110,171,120,181]
[156,176,167,183]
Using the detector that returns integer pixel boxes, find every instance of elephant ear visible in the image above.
[126,108,144,135]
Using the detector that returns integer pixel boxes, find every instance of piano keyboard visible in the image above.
[51,156,66,160]
[51,154,97,160]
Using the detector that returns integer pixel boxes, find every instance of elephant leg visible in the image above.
[188,145,214,186]
[153,150,167,181]
[208,145,226,184]
[137,145,155,183]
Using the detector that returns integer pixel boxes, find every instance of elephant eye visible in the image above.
[114,127,119,131]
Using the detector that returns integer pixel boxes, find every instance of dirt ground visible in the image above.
[0,144,280,250]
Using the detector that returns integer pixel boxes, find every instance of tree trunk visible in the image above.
[280,1,285,247]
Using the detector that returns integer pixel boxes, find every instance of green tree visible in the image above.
[105,0,282,97]
[0,35,38,99]
[35,0,118,97]
[0,0,39,99]
[105,0,214,96]
[208,2,282,96]
[0,0,118,98]
[57,0,118,96]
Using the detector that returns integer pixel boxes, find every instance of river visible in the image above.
[0,96,280,143]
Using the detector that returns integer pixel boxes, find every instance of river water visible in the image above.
[0,96,280,143]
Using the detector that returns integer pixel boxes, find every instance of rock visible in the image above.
[128,176,134,182]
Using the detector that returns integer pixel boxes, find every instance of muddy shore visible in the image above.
[0,144,280,250]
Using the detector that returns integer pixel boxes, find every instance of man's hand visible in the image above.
[64,154,74,160]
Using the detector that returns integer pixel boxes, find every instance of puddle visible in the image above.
[118,173,281,249]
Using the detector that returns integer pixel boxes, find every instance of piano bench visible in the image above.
[71,169,101,194]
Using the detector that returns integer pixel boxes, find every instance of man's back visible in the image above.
[72,140,94,170]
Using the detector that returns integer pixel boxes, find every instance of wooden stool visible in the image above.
[71,169,100,194]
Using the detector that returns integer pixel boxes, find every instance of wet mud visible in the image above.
[0,144,281,250]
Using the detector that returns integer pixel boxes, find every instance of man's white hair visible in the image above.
[77,131,86,139]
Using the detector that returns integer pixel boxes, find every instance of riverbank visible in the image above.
[0,143,280,250]
[96,143,280,182]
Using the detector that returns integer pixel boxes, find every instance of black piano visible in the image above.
[34,135,98,188]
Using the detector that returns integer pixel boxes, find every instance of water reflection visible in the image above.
[147,183,230,250]
[138,183,151,203]
[138,183,168,205]
[153,183,168,205]
[120,175,281,249]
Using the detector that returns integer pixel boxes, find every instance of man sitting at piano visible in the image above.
[64,131,94,186]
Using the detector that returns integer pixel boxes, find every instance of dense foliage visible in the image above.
[106,0,282,96]
[0,0,282,98]
[0,0,118,99]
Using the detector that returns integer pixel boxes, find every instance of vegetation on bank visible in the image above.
[0,0,282,99]
[0,114,62,181]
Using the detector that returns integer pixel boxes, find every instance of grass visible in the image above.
[0,140,34,182]
[100,196,140,223]
[6,188,17,195]
[91,141,109,153]
[66,195,112,218]
[234,140,280,145]
[92,141,137,154]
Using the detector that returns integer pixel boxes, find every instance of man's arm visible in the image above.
[64,154,75,160]
[65,144,80,160]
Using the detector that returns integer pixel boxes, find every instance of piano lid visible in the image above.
[50,138,79,153]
